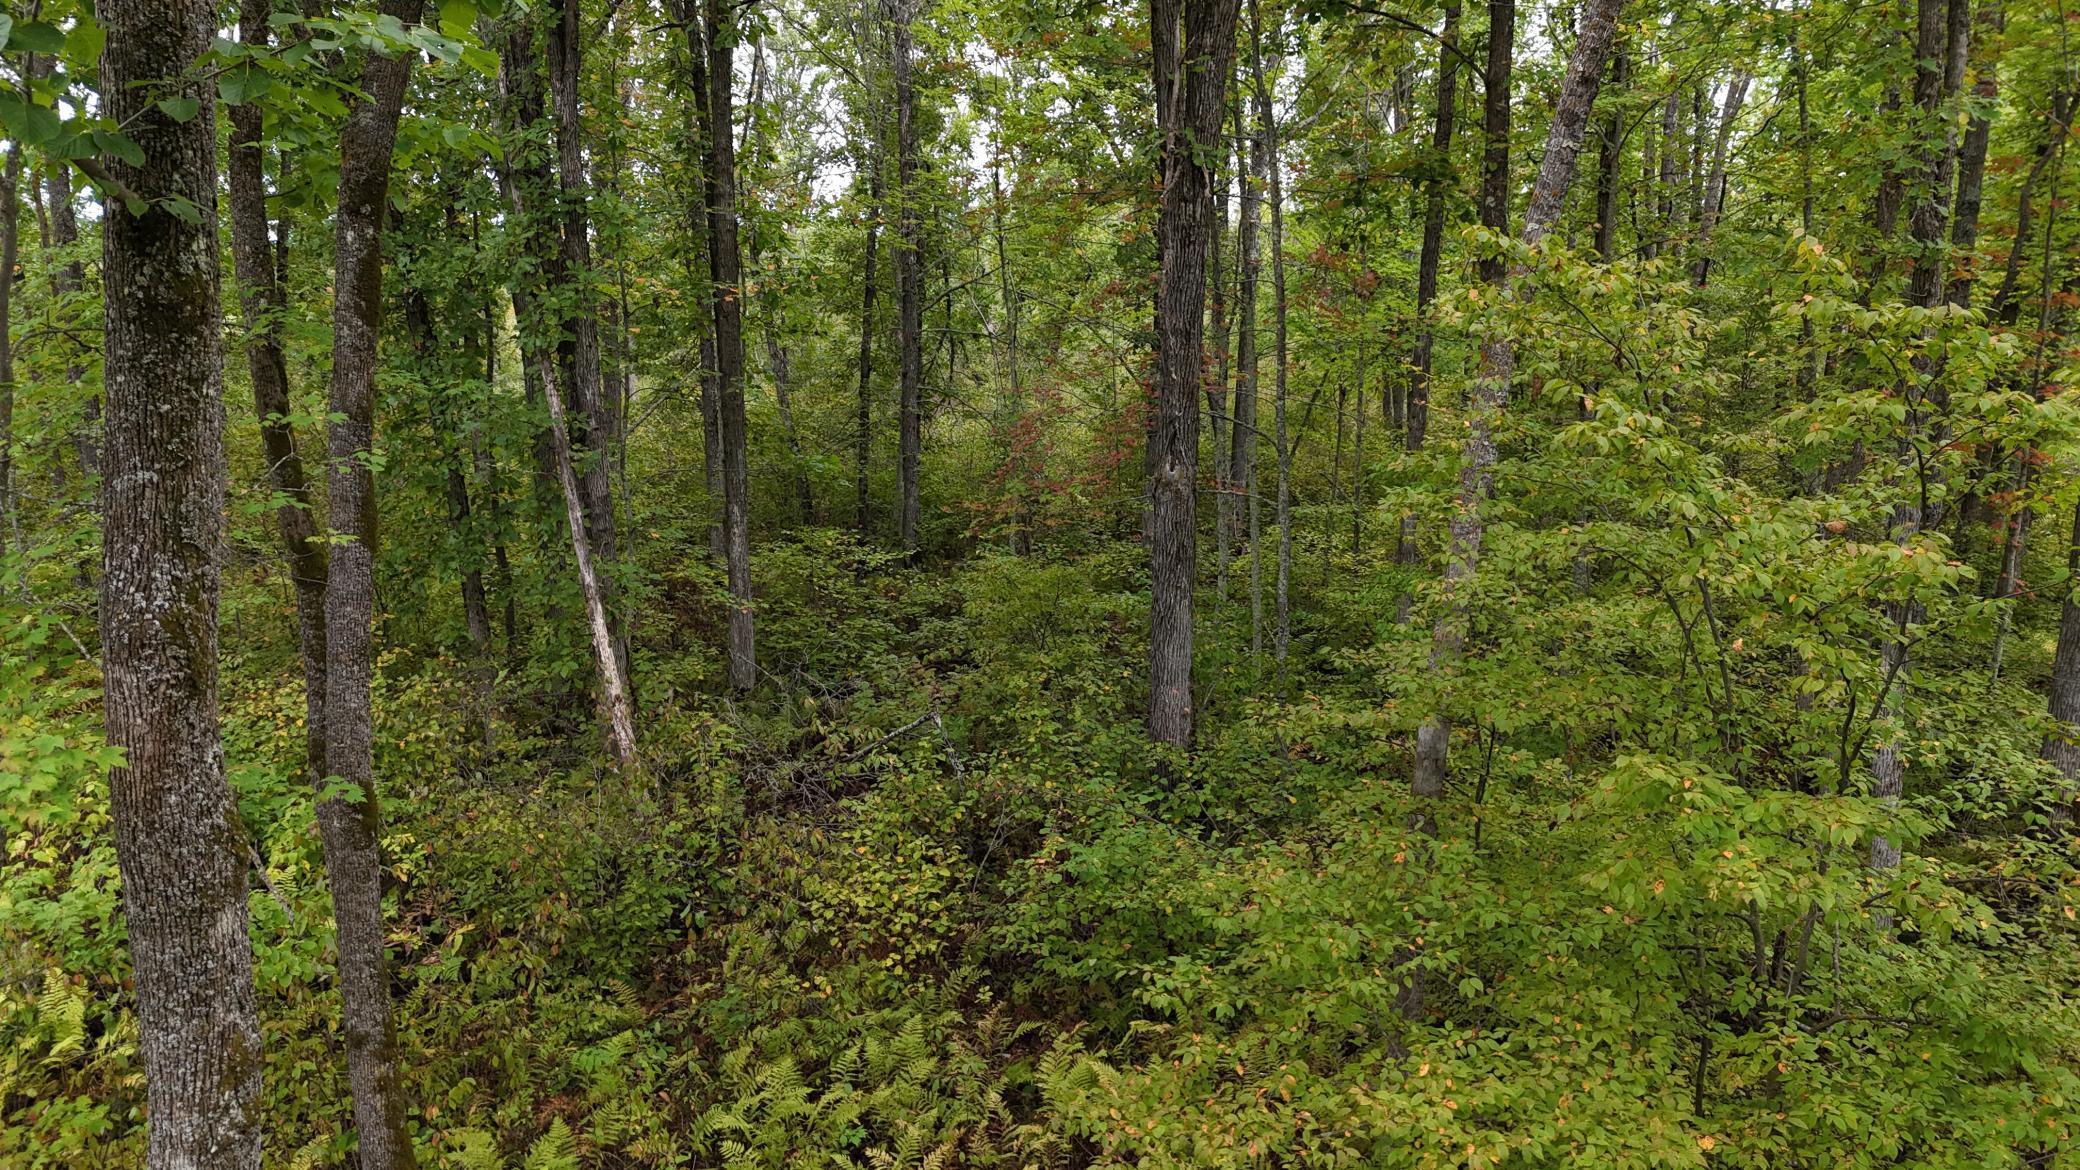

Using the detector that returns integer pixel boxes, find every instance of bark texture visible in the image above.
[1399,0,1461,622]
[892,0,925,555]
[708,0,758,688]
[1412,0,1624,804]
[99,3,264,1165]
[319,9,426,1167]
[1147,0,1242,747]
[229,0,328,800]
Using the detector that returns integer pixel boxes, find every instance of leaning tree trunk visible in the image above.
[319,5,425,1167]
[707,0,757,689]
[1411,0,1625,808]
[1147,0,1242,747]
[1691,71,1751,286]
[228,0,328,805]
[548,0,629,686]
[1399,0,1461,623]
[99,4,264,1167]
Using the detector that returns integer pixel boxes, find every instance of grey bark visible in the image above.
[1692,71,1751,285]
[1412,0,1625,804]
[548,0,630,686]
[229,0,329,806]
[856,156,883,537]
[891,0,925,556]
[99,3,263,1166]
[706,0,758,689]
[319,6,425,1167]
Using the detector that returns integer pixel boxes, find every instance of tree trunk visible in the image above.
[891,0,925,556]
[707,0,757,689]
[856,156,883,537]
[548,0,630,686]
[229,0,329,804]
[1871,0,1970,881]
[2044,496,2080,819]
[1147,0,1242,747]
[1248,0,1292,672]
[1209,147,1231,591]
[1593,42,1625,260]
[1477,0,1516,284]
[319,6,425,1166]
[46,159,97,487]
[1411,0,1622,807]
[1692,71,1751,285]
[1400,0,1461,623]
[99,6,264,1165]
[1229,109,1261,569]
[1988,91,2073,322]
[0,147,17,556]
[1948,0,2003,308]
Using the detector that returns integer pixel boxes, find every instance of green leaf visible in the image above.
[438,0,477,38]
[11,20,66,54]
[0,95,62,146]
[460,44,498,77]
[94,130,146,168]
[157,96,201,124]
[0,16,14,52]
[64,16,106,63]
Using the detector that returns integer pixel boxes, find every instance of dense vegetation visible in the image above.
[3,0,2080,1165]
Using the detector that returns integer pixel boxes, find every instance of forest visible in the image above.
[2,0,2079,1164]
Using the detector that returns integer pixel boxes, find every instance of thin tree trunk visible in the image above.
[0,147,17,557]
[707,0,757,689]
[548,0,629,687]
[856,156,883,537]
[1248,2,1292,672]
[1411,0,1622,806]
[1948,0,2003,308]
[229,0,328,803]
[100,6,264,1165]
[1692,71,1751,285]
[1230,108,1261,570]
[319,6,425,1165]
[990,156,1034,555]
[1871,0,1970,881]
[1209,150,1231,592]
[2044,495,2080,819]
[891,0,925,556]
[1147,0,1242,747]
[1400,0,1461,623]
[1593,42,1625,260]
[1989,91,2073,322]
[46,159,96,487]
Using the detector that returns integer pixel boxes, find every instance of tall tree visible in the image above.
[1147,0,1243,747]
[228,0,328,821]
[98,3,263,1165]
[1870,0,1971,879]
[0,145,17,557]
[319,7,427,1166]
[708,0,758,688]
[1400,0,1462,623]
[547,0,630,684]
[891,0,926,556]
[1410,0,1627,807]
[855,154,884,536]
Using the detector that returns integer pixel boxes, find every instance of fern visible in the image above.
[522,1118,577,1170]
